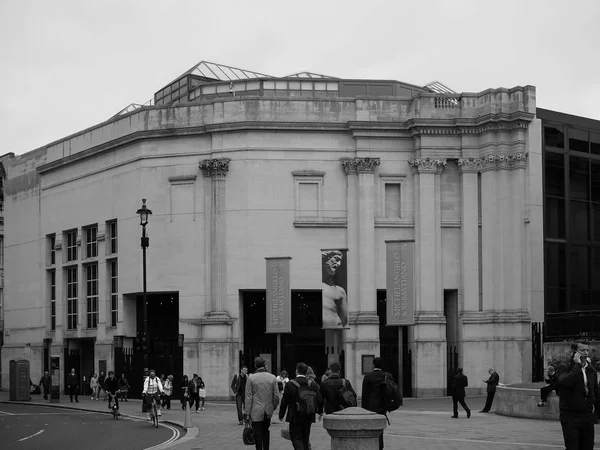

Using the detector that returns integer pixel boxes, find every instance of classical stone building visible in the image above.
[1,62,542,397]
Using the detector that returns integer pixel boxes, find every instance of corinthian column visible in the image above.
[199,158,231,315]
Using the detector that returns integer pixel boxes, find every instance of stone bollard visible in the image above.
[323,407,387,450]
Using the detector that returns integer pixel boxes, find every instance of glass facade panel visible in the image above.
[569,128,589,153]
[545,197,565,239]
[591,161,600,202]
[545,243,566,288]
[544,152,564,197]
[263,81,275,89]
[275,81,287,89]
[570,200,589,241]
[546,287,567,313]
[569,156,589,201]
[591,132,600,155]
[569,246,589,293]
[544,124,564,148]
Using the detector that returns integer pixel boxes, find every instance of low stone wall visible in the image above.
[495,384,559,421]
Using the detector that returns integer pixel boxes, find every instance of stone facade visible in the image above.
[0,81,542,398]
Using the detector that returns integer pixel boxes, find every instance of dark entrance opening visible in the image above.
[116,292,182,399]
[242,290,326,377]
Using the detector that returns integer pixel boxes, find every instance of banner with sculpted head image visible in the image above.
[321,249,349,329]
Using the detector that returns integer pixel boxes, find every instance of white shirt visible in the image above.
[143,376,164,395]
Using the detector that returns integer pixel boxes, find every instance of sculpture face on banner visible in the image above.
[321,249,349,329]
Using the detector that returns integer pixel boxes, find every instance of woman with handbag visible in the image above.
[198,376,206,411]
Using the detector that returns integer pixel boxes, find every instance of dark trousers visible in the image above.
[560,414,595,450]
[289,422,312,450]
[68,386,78,401]
[236,394,245,422]
[162,395,171,409]
[42,386,49,400]
[452,395,470,416]
[482,391,495,411]
[252,412,272,450]
[540,385,554,402]
[189,393,199,411]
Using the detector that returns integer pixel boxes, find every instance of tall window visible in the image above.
[50,270,56,331]
[85,225,98,258]
[65,230,77,262]
[0,235,3,267]
[86,264,98,329]
[49,234,56,265]
[107,220,118,254]
[109,260,118,327]
[66,267,78,330]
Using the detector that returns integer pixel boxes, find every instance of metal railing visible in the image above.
[544,310,600,341]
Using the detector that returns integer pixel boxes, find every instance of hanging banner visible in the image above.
[321,248,350,329]
[265,257,292,334]
[386,240,415,326]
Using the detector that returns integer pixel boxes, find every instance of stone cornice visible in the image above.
[408,157,447,174]
[199,158,231,178]
[340,157,381,175]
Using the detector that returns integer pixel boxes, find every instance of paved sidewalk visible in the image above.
[1,392,598,449]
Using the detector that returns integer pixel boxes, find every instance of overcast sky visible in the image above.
[1,0,599,156]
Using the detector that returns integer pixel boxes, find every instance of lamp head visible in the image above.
[136,199,152,226]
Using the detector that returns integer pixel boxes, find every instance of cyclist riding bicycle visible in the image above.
[142,369,164,422]
[105,371,120,411]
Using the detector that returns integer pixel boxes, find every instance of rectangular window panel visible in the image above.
[110,260,118,327]
[86,264,98,329]
[384,183,401,218]
[85,226,98,258]
[545,196,566,239]
[50,270,56,331]
[591,132,600,155]
[545,243,566,288]
[298,183,319,217]
[544,152,565,197]
[66,230,77,262]
[545,287,567,313]
[591,161,600,203]
[569,156,589,201]
[569,200,589,242]
[569,246,589,294]
[593,203,600,242]
[568,128,589,153]
[50,235,56,265]
[544,124,564,149]
[66,267,78,330]
[108,221,118,254]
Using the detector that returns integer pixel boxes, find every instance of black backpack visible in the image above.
[338,379,357,409]
[290,380,317,419]
[378,374,403,413]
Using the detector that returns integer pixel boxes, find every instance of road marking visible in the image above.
[0,410,15,415]
[17,429,45,442]
[143,423,180,450]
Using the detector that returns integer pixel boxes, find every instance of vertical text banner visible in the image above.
[321,249,350,329]
[386,241,415,326]
[265,257,292,334]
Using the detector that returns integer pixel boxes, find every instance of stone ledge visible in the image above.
[495,384,558,421]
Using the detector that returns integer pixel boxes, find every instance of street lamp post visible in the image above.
[136,199,152,411]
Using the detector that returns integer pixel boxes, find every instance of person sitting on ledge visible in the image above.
[537,366,558,407]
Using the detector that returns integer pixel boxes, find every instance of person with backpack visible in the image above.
[244,357,280,450]
[362,357,399,450]
[279,362,323,450]
[320,362,357,414]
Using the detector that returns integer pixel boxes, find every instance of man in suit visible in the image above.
[557,341,600,450]
[245,357,279,450]
[279,362,323,450]
[361,357,392,450]
[67,368,79,402]
[451,367,471,418]
[480,367,499,413]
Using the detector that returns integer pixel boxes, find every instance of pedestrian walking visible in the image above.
[556,341,600,450]
[451,367,471,418]
[232,366,249,424]
[39,371,50,400]
[67,368,79,402]
[245,356,280,450]
[119,373,130,401]
[537,366,557,407]
[480,367,500,413]
[90,373,98,400]
[362,357,392,449]
[97,371,106,401]
[198,376,206,411]
[180,375,189,410]
[188,374,200,412]
[162,375,173,409]
[320,362,356,414]
[279,362,323,450]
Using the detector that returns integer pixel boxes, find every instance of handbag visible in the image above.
[242,421,255,446]
[198,388,206,398]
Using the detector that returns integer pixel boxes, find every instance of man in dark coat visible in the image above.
[279,362,323,450]
[557,341,600,450]
[231,366,248,425]
[480,367,499,413]
[67,368,79,402]
[451,367,471,418]
[361,357,392,450]
[104,371,120,411]
[320,362,356,414]
[39,371,51,400]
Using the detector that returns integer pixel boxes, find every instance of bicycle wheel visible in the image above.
[153,401,159,428]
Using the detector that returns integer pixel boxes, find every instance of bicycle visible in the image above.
[108,391,121,420]
[147,393,159,428]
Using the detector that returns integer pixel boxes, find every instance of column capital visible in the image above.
[458,157,483,174]
[408,157,447,174]
[481,152,528,172]
[199,158,231,178]
[340,157,380,175]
